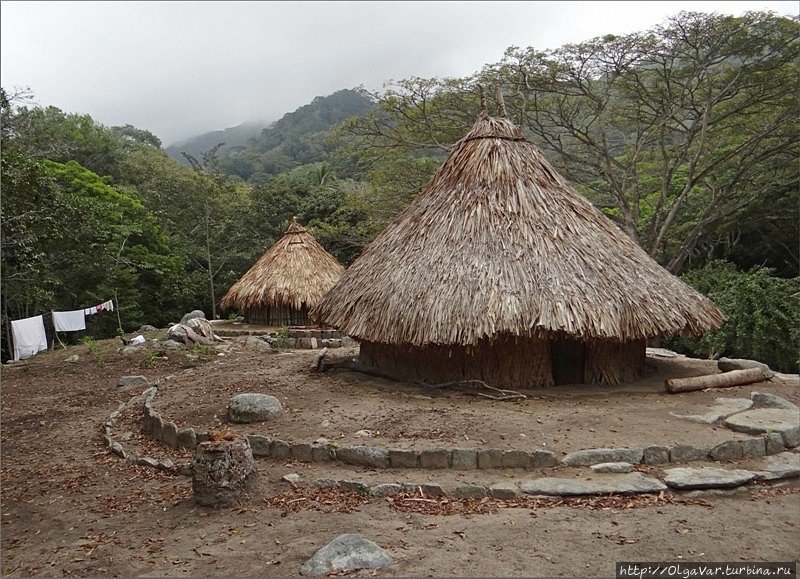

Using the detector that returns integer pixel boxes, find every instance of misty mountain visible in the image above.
[165,120,272,165]
[165,89,376,181]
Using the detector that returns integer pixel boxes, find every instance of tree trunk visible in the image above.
[665,367,766,393]
[192,435,257,507]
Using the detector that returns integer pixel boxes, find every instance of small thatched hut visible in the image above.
[310,98,725,388]
[220,219,345,326]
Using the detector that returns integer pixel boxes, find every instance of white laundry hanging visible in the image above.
[52,309,87,332]
[10,315,48,361]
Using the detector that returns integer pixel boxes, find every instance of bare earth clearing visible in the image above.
[1,331,798,577]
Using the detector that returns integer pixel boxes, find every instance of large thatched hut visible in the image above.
[220,219,345,326]
[310,103,725,388]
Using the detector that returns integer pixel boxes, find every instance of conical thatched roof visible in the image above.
[310,112,724,346]
[220,219,345,312]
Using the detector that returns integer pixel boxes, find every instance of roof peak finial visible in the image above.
[478,84,487,115]
[495,87,507,119]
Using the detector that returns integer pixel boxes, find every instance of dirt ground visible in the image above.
[1,330,798,577]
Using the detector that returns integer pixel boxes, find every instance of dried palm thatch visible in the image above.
[310,104,724,387]
[220,219,345,326]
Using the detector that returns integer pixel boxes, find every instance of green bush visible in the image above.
[664,260,799,373]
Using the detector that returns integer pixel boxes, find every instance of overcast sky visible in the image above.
[2,1,797,146]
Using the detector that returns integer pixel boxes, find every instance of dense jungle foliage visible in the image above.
[1,11,798,370]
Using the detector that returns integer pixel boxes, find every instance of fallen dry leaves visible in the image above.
[259,487,719,518]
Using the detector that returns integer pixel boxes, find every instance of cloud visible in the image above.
[2,1,796,146]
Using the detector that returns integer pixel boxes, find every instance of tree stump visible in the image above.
[191,433,258,507]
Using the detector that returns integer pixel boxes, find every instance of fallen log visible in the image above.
[665,367,766,393]
[310,347,329,372]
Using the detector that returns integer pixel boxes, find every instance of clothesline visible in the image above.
[9,299,114,361]
[52,300,114,332]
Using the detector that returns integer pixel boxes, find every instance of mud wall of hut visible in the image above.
[359,336,647,389]
[245,304,310,327]
[359,335,555,389]
[584,339,646,385]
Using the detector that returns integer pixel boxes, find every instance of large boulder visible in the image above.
[180,310,207,324]
[186,317,222,342]
[718,357,775,378]
[167,323,214,346]
[299,534,392,576]
[228,393,283,423]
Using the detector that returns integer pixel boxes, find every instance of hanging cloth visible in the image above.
[10,315,48,361]
[100,299,114,312]
[52,309,87,332]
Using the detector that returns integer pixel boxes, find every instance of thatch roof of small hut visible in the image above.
[220,218,345,313]
[310,106,724,346]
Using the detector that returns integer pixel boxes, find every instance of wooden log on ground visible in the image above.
[665,367,766,394]
[310,347,329,372]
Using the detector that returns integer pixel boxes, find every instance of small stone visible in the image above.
[402,483,446,496]
[312,478,338,488]
[419,448,450,469]
[388,449,418,468]
[740,437,766,458]
[501,450,532,469]
[708,440,743,461]
[669,445,709,463]
[562,448,643,466]
[117,375,148,388]
[765,432,785,455]
[291,443,313,462]
[488,481,519,500]
[246,435,272,457]
[642,445,669,465]
[477,449,503,469]
[339,480,369,494]
[531,450,560,468]
[451,448,477,470]
[282,473,301,483]
[336,446,389,468]
[269,439,292,459]
[370,483,402,497]
[452,484,487,499]
[590,462,634,473]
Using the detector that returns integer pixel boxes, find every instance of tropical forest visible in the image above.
[1,10,798,371]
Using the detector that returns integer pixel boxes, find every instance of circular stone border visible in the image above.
[102,385,799,489]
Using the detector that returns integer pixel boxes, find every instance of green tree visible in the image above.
[182,145,254,319]
[483,11,799,272]
[665,261,800,372]
[339,12,798,275]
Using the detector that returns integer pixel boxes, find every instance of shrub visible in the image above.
[665,260,799,373]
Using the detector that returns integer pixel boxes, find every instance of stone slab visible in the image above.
[724,408,800,437]
[520,472,666,496]
[753,452,800,481]
[751,392,798,411]
[663,466,755,489]
[669,397,752,424]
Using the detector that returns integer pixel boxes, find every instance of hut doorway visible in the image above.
[551,338,585,385]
